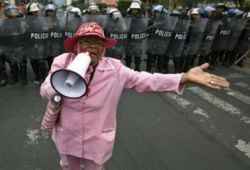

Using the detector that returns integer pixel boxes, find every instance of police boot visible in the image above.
[158,55,169,73]
[0,68,7,87]
[39,60,47,83]
[46,56,54,70]
[134,57,141,71]
[198,56,206,65]
[183,57,191,72]
[125,56,132,68]
[162,56,169,73]
[20,63,27,85]
[210,55,217,70]
[173,58,182,73]
[9,64,19,85]
[30,59,41,84]
[223,51,233,67]
[146,53,153,72]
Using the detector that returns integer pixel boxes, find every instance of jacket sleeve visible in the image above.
[122,65,184,94]
[40,53,70,101]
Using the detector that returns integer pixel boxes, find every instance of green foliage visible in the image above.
[244,0,250,11]
[118,0,132,16]
[98,3,107,10]
[72,0,87,10]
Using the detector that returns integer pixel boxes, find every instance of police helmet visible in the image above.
[234,9,244,16]
[129,2,141,9]
[45,3,57,12]
[170,10,180,17]
[108,8,122,19]
[189,8,200,15]
[20,0,30,4]
[5,5,19,17]
[216,2,226,9]
[26,3,40,13]
[88,4,100,13]
[68,7,81,16]
[202,6,216,17]
[152,5,168,14]
[132,0,142,6]
[244,12,250,19]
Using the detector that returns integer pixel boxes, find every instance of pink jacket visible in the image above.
[40,53,184,165]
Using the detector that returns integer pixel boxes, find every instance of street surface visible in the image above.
[0,63,250,170]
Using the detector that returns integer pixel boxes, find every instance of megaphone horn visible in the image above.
[50,52,91,98]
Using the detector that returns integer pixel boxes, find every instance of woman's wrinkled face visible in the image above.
[78,36,105,65]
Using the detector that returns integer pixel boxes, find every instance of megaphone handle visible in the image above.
[86,65,97,97]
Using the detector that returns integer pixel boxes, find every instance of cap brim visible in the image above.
[64,34,117,52]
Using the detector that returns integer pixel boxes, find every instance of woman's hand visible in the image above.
[180,63,230,89]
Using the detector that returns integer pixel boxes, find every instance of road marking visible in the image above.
[234,82,250,91]
[25,128,40,145]
[240,116,250,124]
[188,87,241,115]
[225,88,250,105]
[235,139,250,158]
[165,93,209,118]
[227,73,247,79]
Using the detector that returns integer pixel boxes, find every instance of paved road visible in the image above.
[0,64,250,170]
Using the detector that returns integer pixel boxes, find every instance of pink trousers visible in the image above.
[60,154,103,170]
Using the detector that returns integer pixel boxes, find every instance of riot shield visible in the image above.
[64,14,83,39]
[46,15,66,57]
[147,14,178,56]
[226,18,246,51]
[127,17,148,58]
[0,18,26,63]
[199,19,220,56]
[212,18,231,52]
[186,18,208,56]
[81,14,108,28]
[25,16,49,59]
[236,23,250,54]
[166,18,190,58]
[104,17,131,59]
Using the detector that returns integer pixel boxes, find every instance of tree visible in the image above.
[244,0,250,10]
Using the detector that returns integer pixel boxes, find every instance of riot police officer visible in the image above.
[198,6,218,66]
[26,2,47,84]
[0,5,25,86]
[126,0,145,71]
[210,3,228,69]
[45,3,57,69]
[182,8,202,72]
[146,4,169,73]
[233,12,250,67]
[87,2,100,15]
[223,8,245,67]
[104,8,126,60]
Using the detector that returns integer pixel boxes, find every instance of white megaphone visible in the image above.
[50,52,91,98]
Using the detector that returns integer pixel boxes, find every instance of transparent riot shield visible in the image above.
[226,18,246,51]
[127,17,148,59]
[25,16,49,59]
[46,15,66,57]
[186,18,208,56]
[166,18,191,58]
[236,23,250,54]
[212,18,231,52]
[64,14,83,39]
[147,14,178,56]
[104,17,131,59]
[0,18,26,63]
[81,14,108,28]
[199,19,220,56]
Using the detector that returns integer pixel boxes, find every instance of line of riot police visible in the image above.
[0,2,250,88]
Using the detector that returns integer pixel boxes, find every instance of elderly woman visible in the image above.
[40,22,229,170]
